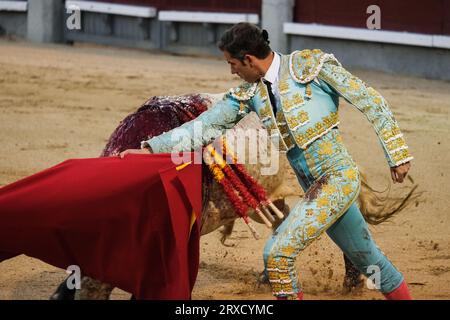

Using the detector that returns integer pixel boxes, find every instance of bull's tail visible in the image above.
[358,172,424,225]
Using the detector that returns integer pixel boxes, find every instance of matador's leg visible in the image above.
[263,166,361,299]
[343,253,364,293]
[326,202,406,296]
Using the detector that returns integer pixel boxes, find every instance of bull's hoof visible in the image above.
[49,278,75,300]
[256,270,270,286]
[342,274,364,294]
[219,222,236,247]
[220,234,236,247]
[254,270,272,294]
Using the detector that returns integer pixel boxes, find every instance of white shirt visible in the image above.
[262,52,281,112]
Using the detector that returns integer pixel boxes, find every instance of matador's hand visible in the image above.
[390,162,411,183]
[119,148,151,158]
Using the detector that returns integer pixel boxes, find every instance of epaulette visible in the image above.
[229,82,257,101]
[289,49,341,84]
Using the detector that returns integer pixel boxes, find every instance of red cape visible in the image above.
[0,154,202,299]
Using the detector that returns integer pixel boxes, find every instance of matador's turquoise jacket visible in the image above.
[142,49,413,168]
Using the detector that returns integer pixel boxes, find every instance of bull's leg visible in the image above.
[50,275,114,300]
[74,276,114,300]
[342,254,364,293]
[49,275,76,300]
[219,221,236,247]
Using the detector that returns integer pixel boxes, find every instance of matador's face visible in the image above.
[223,50,262,83]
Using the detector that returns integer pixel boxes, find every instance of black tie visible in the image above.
[263,79,277,115]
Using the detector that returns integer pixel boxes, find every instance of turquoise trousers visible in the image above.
[263,128,404,298]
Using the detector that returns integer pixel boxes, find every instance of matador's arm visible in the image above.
[318,61,413,167]
[141,90,252,153]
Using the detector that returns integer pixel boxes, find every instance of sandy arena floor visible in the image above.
[0,39,449,300]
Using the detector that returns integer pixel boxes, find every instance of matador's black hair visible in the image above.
[218,22,272,61]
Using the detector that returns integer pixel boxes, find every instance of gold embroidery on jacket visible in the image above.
[279,80,290,94]
[381,126,401,142]
[286,111,309,130]
[392,148,412,163]
[293,93,304,105]
[293,112,339,148]
[259,104,272,121]
[386,136,406,152]
[282,94,306,113]
[229,82,257,101]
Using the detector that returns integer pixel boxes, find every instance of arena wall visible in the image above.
[0,0,449,80]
